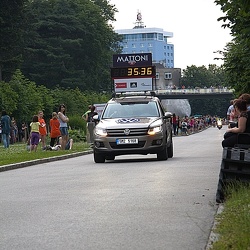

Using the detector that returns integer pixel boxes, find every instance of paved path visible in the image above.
[0,127,225,250]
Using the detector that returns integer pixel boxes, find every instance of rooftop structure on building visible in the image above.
[115,11,174,68]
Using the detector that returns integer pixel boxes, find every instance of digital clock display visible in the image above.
[111,66,156,79]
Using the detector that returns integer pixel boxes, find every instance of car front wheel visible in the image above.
[167,142,173,158]
[157,145,168,161]
[94,151,106,163]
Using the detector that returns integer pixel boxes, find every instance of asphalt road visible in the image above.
[0,127,226,250]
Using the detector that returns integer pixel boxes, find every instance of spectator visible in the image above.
[82,105,92,143]
[1,110,11,148]
[181,119,188,136]
[11,118,18,143]
[30,115,40,152]
[172,113,177,136]
[49,112,61,147]
[47,136,73,151]
[222,99,250,148]
[85,105,98,144]
[239,93,250,111]
[227,100,235,121]
[20,122,28,143]
[58,104,69,150]
[38,111,47,149]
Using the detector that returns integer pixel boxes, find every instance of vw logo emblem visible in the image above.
[124,128,130,135]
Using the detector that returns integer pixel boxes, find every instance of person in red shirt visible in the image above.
[172,113,177,135]
[49,112,61,147]
[38,111,47,149]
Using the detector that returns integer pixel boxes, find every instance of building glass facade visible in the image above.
[115,27,174,68]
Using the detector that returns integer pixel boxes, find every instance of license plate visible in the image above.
[116,138,138,145]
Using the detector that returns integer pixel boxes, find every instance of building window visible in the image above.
[156,73,159,79]
[158,33,163,40]
[148,43,152,47]
[132,44,136,48]
[140,43,144,47]
[164,73,172,80]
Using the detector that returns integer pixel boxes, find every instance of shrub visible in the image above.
[68,115,86,132]
[69,129,86,142]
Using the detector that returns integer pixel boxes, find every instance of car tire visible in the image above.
[157,145,168,161]
[94,151,105,163]
[167,142,173,158]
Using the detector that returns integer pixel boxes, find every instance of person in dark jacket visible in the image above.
[222,99,250,148]
[1,110,11,148]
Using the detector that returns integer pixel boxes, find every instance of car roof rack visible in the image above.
[112,91,156,98]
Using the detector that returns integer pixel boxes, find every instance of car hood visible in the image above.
[96,117,161,129]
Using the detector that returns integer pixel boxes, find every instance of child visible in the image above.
[38,111,47,150]
[30,115,40,152]
[49,112,61,147]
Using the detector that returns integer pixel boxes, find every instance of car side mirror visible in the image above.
[93,114,99,120]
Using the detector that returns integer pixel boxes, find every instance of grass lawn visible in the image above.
[0,141,91,166]
[210,183,250,250]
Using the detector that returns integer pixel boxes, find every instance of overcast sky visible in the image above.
[109,0,232,70]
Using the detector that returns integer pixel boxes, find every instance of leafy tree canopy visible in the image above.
[181,64,226,88]
[0,0,27,81]
[21,0,120,91]
[215,0,250,95]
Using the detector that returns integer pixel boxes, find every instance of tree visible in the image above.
[181,64,225,88]
[215,0,250,94]
[21,0,120,91]
[8,69,45,123]
[0,0,27,81]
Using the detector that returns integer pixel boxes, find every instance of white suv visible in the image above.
[93,94,173,163]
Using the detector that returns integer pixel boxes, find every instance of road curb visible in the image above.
[205,203,224,249]
[0,150,93,173]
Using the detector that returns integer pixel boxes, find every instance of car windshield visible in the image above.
[102,101,160,119]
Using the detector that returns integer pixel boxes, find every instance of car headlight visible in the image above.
[148,125,162,135]
[148,119,163,135]
[94,127,107,137]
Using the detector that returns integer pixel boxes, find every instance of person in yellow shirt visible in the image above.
[30,115,40,152]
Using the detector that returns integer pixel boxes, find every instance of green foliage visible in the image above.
[8,69,45,122]
[189,98,231,117]
[0,69,109,128]
[0,81,18,113]
[212,183,250,249]
[181,64,226,88]
[21,0,119,91]
[68,114,86,131]
[0,0,27,81]
[69,129,86,142]
[215,0,250,95]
